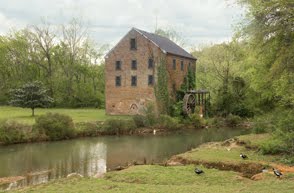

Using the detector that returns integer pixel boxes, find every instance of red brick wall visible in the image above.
[166,54,196,95]
[105,29,162,115]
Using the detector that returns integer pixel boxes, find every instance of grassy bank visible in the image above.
[0,106,207,145]
[12,134,294,193]
[0,106,129,125]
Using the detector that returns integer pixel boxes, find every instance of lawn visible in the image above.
[0,106,130,125]
[14,165,294,193]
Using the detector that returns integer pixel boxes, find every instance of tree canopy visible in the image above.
[9,81,54,116]
[0,19,107,108]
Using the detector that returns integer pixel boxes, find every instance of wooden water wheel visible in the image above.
[182,93,196,115]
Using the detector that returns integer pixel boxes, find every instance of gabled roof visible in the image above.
[134,28,196,60]
[105,28,196,60]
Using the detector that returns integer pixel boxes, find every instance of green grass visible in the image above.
[14,165,294,193]
[0,106,130,125]
[177,134,281,165]
[237,133,272,148]
[179,146,277,164]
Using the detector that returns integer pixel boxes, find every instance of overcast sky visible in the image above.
[0,0,244,50]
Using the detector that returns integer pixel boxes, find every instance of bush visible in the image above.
[133,115,146,128]
[103,119,137,135]
[181,114,205,129]
[157,115,180,130]
[260,138,286,155]
[34,113,75,140]
[170,101,184,118]
[75,121,104,137]
[252,118,273,133]
[275,110,294,155]
[188,114,204,128]
[232,104,254,118]
[0,120,33,144]
[143,104,158,126]
[225,114,242,127]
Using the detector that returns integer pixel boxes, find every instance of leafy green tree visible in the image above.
[0,18,107,108]
[236,0,294,109]
[9,81,53,116]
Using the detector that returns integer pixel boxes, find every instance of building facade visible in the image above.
[105,28,196,115]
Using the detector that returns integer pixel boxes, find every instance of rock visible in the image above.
[66,173,83,178]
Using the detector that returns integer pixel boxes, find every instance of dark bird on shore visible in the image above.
[273,168,283,177]
[195,168,204,175]
[240,153,248,159]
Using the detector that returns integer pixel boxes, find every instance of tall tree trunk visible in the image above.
[32,108,35,117]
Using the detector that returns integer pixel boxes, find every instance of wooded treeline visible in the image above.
[0,19,107,108]
[194,0,294,117]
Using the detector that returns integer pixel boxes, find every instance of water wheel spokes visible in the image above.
[183,94,196,115]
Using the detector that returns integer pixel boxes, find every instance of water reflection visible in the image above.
[0,127,249,189]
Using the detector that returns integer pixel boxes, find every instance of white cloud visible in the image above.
[0,0,243,49]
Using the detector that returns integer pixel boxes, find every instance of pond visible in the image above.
[0,127,249,188]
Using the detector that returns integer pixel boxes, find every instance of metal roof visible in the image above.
[134,28,196,60]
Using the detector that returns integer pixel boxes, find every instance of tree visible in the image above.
[236,0,294,108]
[9,81,53,116]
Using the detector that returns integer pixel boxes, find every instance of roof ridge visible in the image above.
[134,27,196,60]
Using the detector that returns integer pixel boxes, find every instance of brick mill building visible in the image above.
[105,28,196,115]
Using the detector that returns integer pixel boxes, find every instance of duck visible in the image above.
[195,168,204,175]
[240,153,248,159]
[273,168,283,177]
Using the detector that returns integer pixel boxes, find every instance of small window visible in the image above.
[148,75,154,85]
[131,60,137,70]
[131,76,137,86]
[115,76,121,87]
[181,61,184,71]
[173,59,176,70]
[130,38,137,50]
[148,58,154,69]
[188,62,191,69]
[115,61,121,70]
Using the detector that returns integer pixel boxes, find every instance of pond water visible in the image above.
[0,127,249,186]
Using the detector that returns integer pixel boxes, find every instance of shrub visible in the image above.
[103,119,137,135]
[225,114,242,127]
[275,110,294,154]
[34,113,75,140]
[0,120,33,144]
[189,114,204,128]
[181,114,204,128]
[260,138,286,155]
[232,104,254,118]
[75,121,104,137]
[143,103,158,126]
[170,101,184,118]
[133,115,146,128]
[157,115,180,130]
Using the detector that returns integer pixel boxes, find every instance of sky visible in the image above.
[0,0,244,50]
